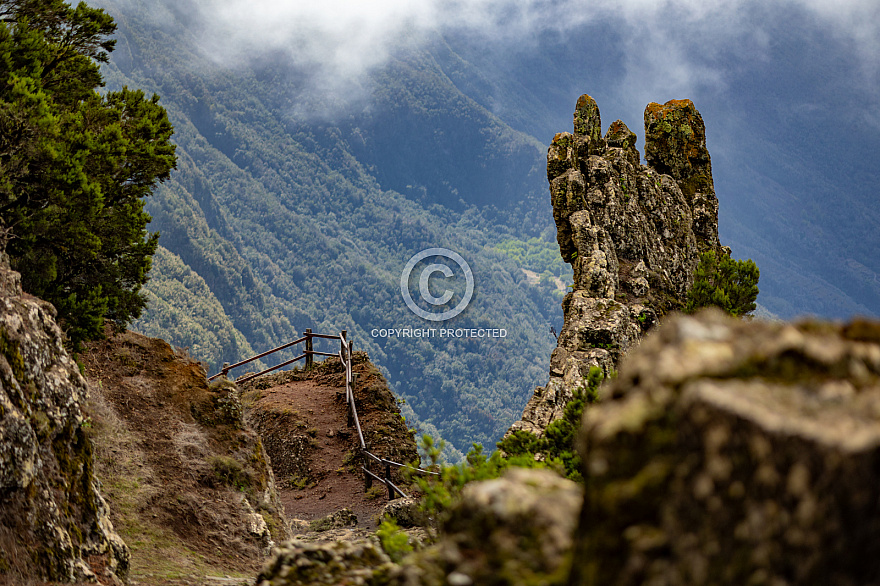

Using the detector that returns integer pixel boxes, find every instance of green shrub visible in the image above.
[411,368,605,530]
[410,440,547,534]
[498,366,604,482]
[377,519,414,562]
[684,250,760,317]
[365,485,386,500]
[288,474,311,490]
[208,455,250,490]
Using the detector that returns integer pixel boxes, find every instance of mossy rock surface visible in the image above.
[571,310,880,585]
[508,93,725,444]
[0,253,129,584]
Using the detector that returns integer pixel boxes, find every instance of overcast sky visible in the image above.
[190,0,879,128]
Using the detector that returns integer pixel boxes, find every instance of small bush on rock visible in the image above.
[377,518,414,562]
[684,250,760,317]
[412,368,604,529]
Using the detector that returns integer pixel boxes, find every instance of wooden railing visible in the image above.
[207,328,338,384]
[337,334,440,499]
[210,330,438,500]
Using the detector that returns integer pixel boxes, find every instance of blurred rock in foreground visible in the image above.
[395,468,582,586]
[572,309,880,585]
[257,468,581,586]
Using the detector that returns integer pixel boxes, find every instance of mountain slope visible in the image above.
[96,0,566,460]
[92,0,878,458]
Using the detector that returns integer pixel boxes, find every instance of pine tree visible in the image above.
[685,250,760,317]
[0,0,176,346]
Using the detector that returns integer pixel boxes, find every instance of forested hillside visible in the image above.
[91,0,879,458]
[95,0,567,460]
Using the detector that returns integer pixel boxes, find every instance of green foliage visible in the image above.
[0,0,176,347]
[493,234,572,280]
[365,485,386,500]
[134,246,256,369]
[413,368,604,526]
[412,438,548,532]
[377,518,414,563]
[684,251,760,317]
[207,455,249,490]
[287,474,310,490]
[498,366,603,481]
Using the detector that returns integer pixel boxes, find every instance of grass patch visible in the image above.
[365,485,386,500]
[287,473,314,490]
[208,455,251,490]
[84,393,256,581]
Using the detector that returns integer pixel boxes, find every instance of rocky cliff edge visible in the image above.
[509,95,727,437]
[0,252,129,583]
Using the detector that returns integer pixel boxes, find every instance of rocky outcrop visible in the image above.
[257,468,581,586]
[571,310,880,585]
[308,508,358,532]
[256,538,397,586]
[393,468,582,586]
[508,95,725,437]
[0,253,128,583]
[380,497,425,529]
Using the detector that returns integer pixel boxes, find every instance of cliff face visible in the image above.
[0,254,128,583]
[509,95,726,436]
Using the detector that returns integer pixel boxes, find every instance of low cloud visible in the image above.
[187,0,878,119]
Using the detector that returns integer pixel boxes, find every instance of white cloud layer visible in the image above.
[191,0,879,117]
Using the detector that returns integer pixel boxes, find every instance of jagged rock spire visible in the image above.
[573,94,602,142]
[507,94,727,438]
[645,99,719,244]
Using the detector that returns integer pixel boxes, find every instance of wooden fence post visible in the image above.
[305,328,313,370]
[385,462,393,499]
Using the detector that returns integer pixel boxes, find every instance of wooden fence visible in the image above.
[210,330,438,500]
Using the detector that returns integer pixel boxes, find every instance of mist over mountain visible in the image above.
[94,0,879,457]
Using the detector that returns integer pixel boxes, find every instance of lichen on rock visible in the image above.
[0,252,129,583]
[570,310,880,585]
[508,95,726,438]
[392,468,582,586]
[644,99,718,243]
[255,538,396,586]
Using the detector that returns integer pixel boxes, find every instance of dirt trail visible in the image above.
[253,379,386,527]
[243,353,420,532]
